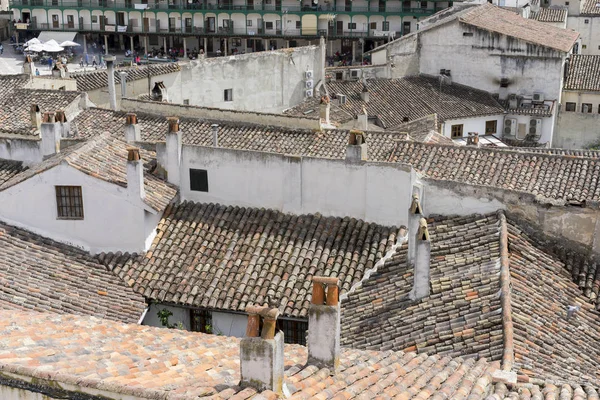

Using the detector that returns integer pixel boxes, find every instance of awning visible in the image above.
[37,31,77,44]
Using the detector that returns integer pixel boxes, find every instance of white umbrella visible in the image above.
[60,40,80,47]
[26,43,45,52]
[25,37,41,46]
[42,40,64,52]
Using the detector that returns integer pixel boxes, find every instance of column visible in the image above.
[203,37,207,52]
[163,36,167,52]
[263,38,268,51]
[224,38,227,55]
[244,38,247,53]
[83,35,87,55]
[285,40,289,48]
[104,35,109,55]
[352,40,356,62]
[144,36,148,55]
[183,37,187,58]
[129,35,134,52]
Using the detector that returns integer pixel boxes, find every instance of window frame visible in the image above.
[277,318,308,345]
[55,185,84,220]
[224,88,233,102]
[582,103,593,113]
[265,21,274,30]
[189,168,209,192]
[565,102,576,112]
[451,124,464,138]
[190,309,213,333]
[348,22,356,29]
[485,120,497,134]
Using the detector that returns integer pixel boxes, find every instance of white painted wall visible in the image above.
[144,304,192,330]
[555,90,600,147]
[0,137,43,165]
[441,114,505,138]
[176,145,414,227]
[0,163,157,254]
[568,16,600,54]
[503,112,555,144]
[212,311,248,337]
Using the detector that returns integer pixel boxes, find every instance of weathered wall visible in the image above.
[441,114,505,138]
[423,177,600,253]
[176,145,414,227]
[0,163,154,254]
[144,303,192,330]
[173,45,325,113]
[121,98,320,130]
[568,16,600,55]
[504,112,555,145]
[373,34,420,79]
[554,90,600,148]
[0,137,42,165]
[26,77,78,91]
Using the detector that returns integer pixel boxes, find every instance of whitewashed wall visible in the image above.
[556,90,600,148]
[176,145,414,227]
[441,114,505,138]
[568,16,600,55]
[0,163,158,254]
[0,137,43,165]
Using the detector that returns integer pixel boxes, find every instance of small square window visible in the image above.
[278,319,308,345]
[451,124,463,138]
[92,15,98,23]
[265,21,273,29]
[190,309,212,333]
[420,1,427,7]
[224,88,233,102]
[55,186,84,219]
[565,1,569,5]
[370,22,377,29]
[565,102,576,111]
[463,32,473,37]
[348,22,356,29]
[500,78,509,87]
[382,21,389,31]
[583,44,588,49]
[189,169,209,192]
[585,19,590,23]
[485,120,497,134]
[247,20,252,27]
[295,21,301,28]
[582,103,592,113]
[183,99,189,105]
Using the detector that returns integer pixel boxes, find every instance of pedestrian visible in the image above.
[0,44,4,55]
[92,55,97,66]
[79,56,84,67]
[35,68,40,76]
[47,57,53,70]
[85,52,89,66]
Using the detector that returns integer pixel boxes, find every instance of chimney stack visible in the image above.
[356,106,368,130]
[105,55,117,111]
[120,71,128,99]
[55,110,70,138]
[127,147,146,201]
[345,130,368,162]
[466,132,480,147]
[211,124,219,147]
[240,305,284,394]
[165,117,182,186]
[124,113,141,143]
[40,112,60,157]
[319,95,331,127]
[410,217,431,301]
[307,276,340,373]
[30,104,41,131]
[360,86,369,103]
[408,191,423,265]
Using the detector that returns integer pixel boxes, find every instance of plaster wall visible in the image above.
[503,112,555,144]
[0,163,154,254]
[177,145,414,227]
[568,16,600,55]
[373,33,420,78]
[144,303,192,330]
[0,137,42,165]
[555,95,600,148]
[441,114,505,138]
[26,77,78,91]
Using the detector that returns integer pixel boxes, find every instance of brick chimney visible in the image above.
[409,217,431,301]
[211,124,219,147]
[165,117,182,186]
[127,147,146,200]
[124,113,141,143]
[345,130,368,162]
[40,112,60,157]
[55,110,70,138]
[240,305,284,394]
[307,276,340,373]
[30,104,41,131]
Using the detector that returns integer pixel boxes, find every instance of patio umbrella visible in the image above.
[60,40,80,47]
[26,43,45,52]
[25,38,41,46]
[42,40,64,52]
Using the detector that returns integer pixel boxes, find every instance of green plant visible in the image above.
[157,308,175,328]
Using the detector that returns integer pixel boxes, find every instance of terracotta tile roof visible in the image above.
[388,141,600,204]
[341,214,505,361]
[459,3,579,52]
[283,95,355,124]
[582,0,600,15]
[529,7,568,22]
[500,99,555,117]
[324,76,505,128]
[509,146,600,158]
[491,382,600,399]
[98,201,402,318]
[0,159,26,185]
[0,74,30,100]
[0,134,177,212]
[0,310,502,399]
[71,107,402,161]
[0,223,145,323]
[564,55,600,91]
[0,89,83,136]
[70,63,180,92]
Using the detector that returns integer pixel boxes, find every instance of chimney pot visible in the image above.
[164,117,182,186]
[346,130,368,162]
[211,124,219,147]
[30,104,41,130]
[307,276,341,373]
[40,112,60,156]
[126,113,138,125]
[127,147,141,161]
[167,117,180,133]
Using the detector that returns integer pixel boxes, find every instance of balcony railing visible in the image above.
[10,0,441,14]
[23,21,408,37]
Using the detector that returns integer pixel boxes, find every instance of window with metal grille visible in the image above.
[565,102,576,111]
[190,309,212,333]
[189,169,209,192]
[55,186,84,219]
[451,124,463,138]
[278,319,308,345]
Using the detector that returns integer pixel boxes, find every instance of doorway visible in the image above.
[336,20,343,35]
[67,14,74,28]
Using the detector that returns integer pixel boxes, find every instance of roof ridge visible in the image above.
[497,209,515,372]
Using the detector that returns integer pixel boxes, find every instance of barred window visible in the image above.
[190,309,213,333]
[55,186,84,219]
[278,319,308,345]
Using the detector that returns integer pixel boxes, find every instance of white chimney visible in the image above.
[165,117,182,186]
[127,147,146,200]
[360,87,369,103]
[307,276,340,373]
[40,112,60,157]
[240,305,284,394]
[211,124,219,147]
[105,55,117,111]
[408,191,423,265]
[124,113,141,143]
[55,110,70,138]
[319,95,331,126]
[345,130,368,162]
[120,71,128,99]
[357,107,368,131]
[30,104,41,131]
[410,217,431,301]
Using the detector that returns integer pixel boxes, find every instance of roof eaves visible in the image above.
[498,210,515,372]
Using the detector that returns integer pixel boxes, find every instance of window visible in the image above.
[585,19,590,23]
[247,20,252,26]
[598,104,600,113]
[485,120,497,134]
[278,319,308,345]
[565,1,569,4]
[190,309,212,333]
[348,22,356,29]
[189,169,209,192]
[224,88,233,102]
[183,99,189,105]
[265,21,273,29]
[382,21,389,31]
[565,102,576,111]
[335,72,343,80]
[500,78,509,88]
[582,103,593,113]
[296,21,301,29]
[55,186,84,219]
[403,21,411,34]
[463,32,473,37]
[92,15,98,23]
[420,0,427,7]
[370,22,377,29]
[451,124,463,138]
[583,44,588,49]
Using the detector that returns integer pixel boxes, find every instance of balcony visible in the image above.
[9,0,441,16]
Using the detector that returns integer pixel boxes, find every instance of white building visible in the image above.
[367,2,579,145]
